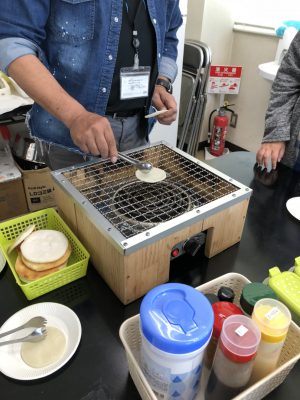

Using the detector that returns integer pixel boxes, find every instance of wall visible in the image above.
[184,0,205,40]
[227,32,277,152]
[185,0,280,152]
[185,0,236,145]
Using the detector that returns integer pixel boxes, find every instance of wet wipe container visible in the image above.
[140,283,214,400]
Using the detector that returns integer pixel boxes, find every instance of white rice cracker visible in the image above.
[20,230,69,263]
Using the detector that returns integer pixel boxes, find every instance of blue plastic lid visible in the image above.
[140,283,214,354]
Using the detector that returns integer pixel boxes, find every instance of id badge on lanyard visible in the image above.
[120,65,150,99]
[120,2,151,100]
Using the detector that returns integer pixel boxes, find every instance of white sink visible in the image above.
[258,27,298,82]
[258,61,279,82]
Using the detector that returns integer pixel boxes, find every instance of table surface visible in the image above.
[0,151,299,400]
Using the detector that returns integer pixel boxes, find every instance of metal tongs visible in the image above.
[118,152,152,172]
[0,327,47,346]
[0,316,47,346]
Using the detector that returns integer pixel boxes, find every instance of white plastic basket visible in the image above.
[119,273,300,400]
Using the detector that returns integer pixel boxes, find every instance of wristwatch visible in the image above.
[156,78,173,94]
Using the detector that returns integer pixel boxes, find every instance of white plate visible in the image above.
[286,196,300,221]
[0,302,81,380]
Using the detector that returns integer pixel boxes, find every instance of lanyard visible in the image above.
[124,0,144,69]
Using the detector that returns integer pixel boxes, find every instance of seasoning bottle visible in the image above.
[140,283,214,400]
[249,298,291,384]
[240,282,278,316]
[217,286,235,303]
[205,314,261,400]
[204,301,243,370]
[205,293,219,305]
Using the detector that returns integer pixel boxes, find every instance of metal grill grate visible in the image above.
[112,180,192,226]
[62,144,238,238]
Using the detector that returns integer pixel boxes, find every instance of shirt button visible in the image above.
[108,54,113,61]
[153,19,157,24]
[158,53,161,58]
[114,17,119,23]
[102,87,107,93]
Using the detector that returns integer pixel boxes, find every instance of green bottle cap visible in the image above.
[240,282,278,315]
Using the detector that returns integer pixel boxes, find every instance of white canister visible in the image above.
[140,283,214,400]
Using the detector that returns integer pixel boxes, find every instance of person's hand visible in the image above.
[68,110,118,162]
[253,164,279,186]
[256,141,286,170]
[151,85,177,125]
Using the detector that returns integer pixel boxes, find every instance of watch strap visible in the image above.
[156,78,173,94]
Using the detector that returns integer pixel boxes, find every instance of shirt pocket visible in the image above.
[49,0,95,43]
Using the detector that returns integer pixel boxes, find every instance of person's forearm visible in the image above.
[8,54,85,128]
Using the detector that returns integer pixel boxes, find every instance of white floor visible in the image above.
[195,148,231,163]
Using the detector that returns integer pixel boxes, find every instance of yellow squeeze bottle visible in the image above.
[250,298,291,383]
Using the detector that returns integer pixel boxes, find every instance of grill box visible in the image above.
[52,142,252,304]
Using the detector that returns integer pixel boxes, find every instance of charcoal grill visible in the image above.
[52,142,252,304]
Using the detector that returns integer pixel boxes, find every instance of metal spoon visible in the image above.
[118,152,152,172]
[0,326,47,346]
[0,316,47,339]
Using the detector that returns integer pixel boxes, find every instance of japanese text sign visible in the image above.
[208,66,242,94]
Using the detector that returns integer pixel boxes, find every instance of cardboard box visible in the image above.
[20,166,56,211]
[0,146,28,220]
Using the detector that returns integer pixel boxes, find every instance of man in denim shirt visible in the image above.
[0,1,182,169]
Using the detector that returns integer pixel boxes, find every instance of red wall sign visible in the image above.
[208,66,243,94]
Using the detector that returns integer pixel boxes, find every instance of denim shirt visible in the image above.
[0,0,182,149]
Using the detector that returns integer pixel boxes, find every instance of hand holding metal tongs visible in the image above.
[118,152,152,172]
[0,316,47,346]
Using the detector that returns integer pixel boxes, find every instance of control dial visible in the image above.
[183,233,206,257]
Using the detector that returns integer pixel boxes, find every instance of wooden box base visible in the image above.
[55,184,249,304]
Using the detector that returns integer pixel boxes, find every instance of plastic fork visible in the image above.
[0,316,47,339]
[144,108,168,119]
[0,326,47,346]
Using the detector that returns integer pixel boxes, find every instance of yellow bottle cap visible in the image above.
[252,299,291,343]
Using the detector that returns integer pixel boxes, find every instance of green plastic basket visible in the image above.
[0,208,90,300]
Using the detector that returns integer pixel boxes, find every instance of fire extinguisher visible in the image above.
[208,105,235,157]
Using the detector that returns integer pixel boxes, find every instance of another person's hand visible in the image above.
[151,85,177,125]
[68,110,118,162]
[256,141,286,170]
[253,164,279,186]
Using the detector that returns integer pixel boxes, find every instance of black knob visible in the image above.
[217,286,235,302]
[183,234,205,256]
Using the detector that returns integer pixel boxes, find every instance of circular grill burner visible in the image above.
[112,180,192,227]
